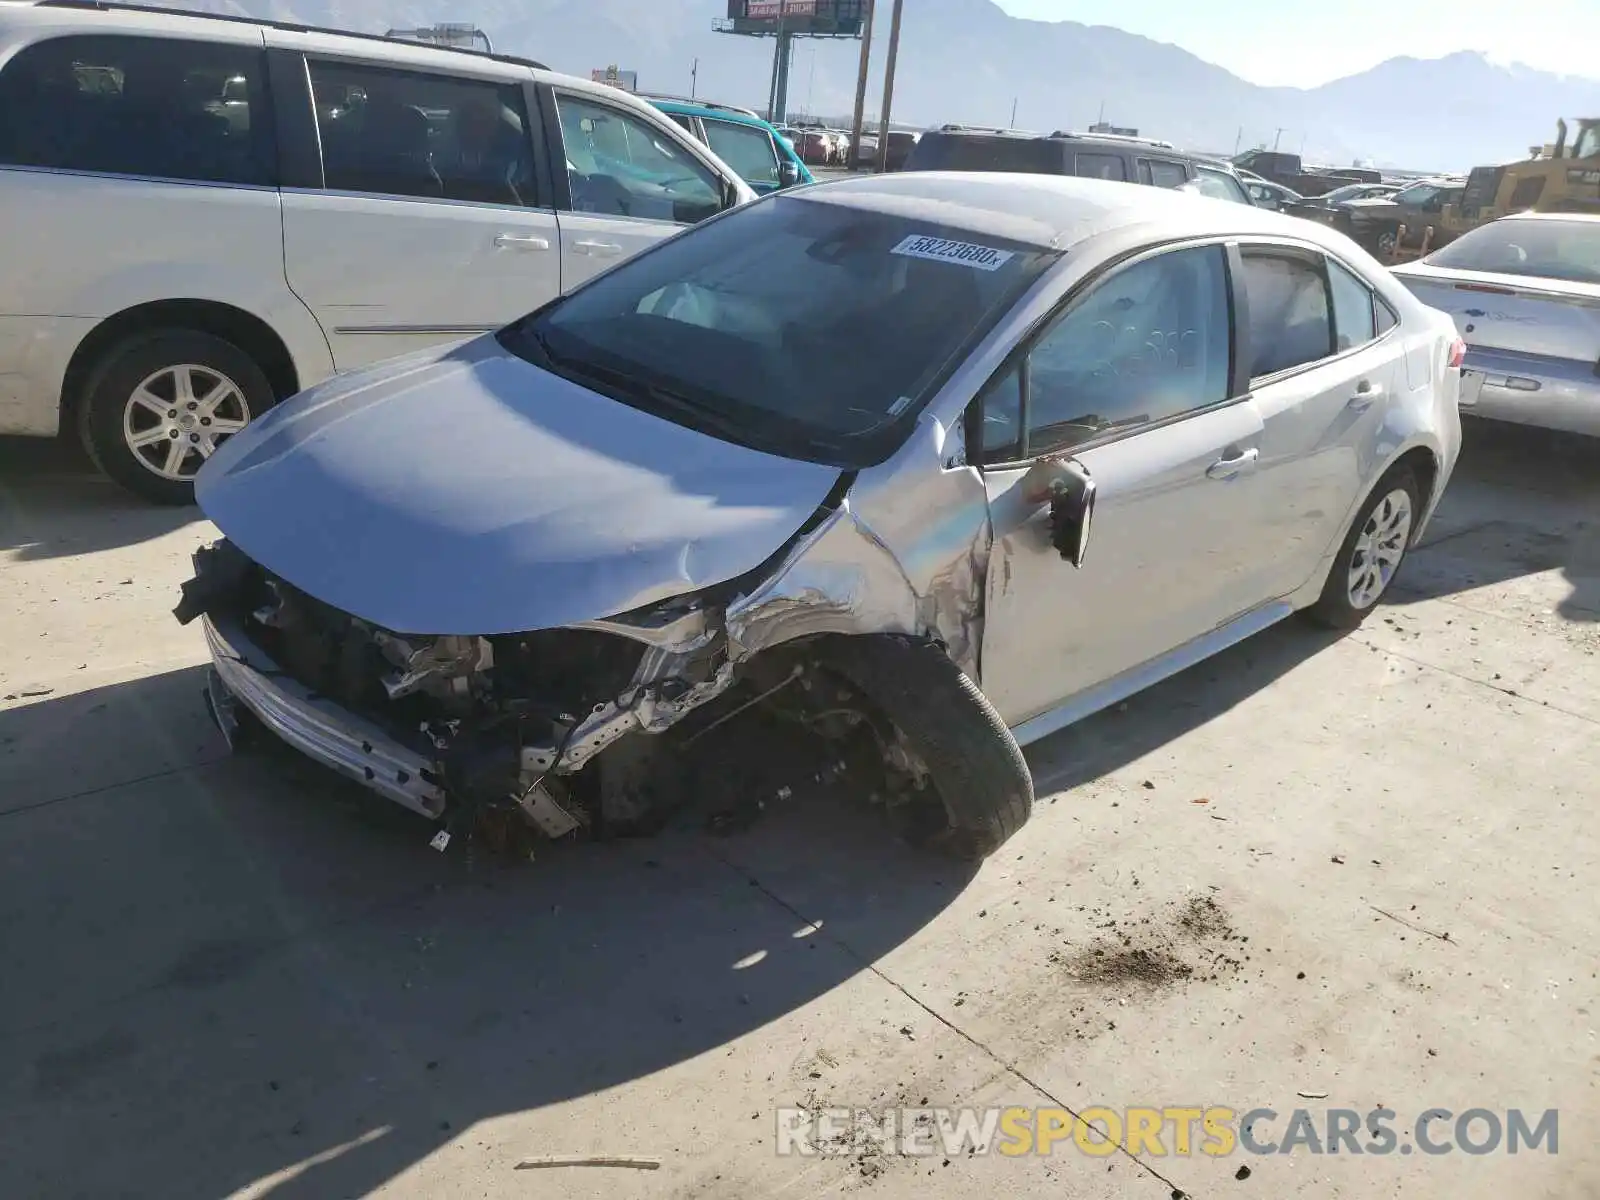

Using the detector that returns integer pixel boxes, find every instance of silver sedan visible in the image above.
[1391,212,1600,437]
[174,174,1465,861]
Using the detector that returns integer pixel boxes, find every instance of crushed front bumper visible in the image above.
[202,614,446,819]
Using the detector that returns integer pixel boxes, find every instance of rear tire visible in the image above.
[809,635,1033,861]
[77,329,276,506]
[1304,466,1421,630]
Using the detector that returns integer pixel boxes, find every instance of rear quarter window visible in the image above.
[0,34,273,186]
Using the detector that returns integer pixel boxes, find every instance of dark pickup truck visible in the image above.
[1232,150,1383,198]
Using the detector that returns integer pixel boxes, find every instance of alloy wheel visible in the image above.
[1346,487,1414,609]
[122,363,252,482]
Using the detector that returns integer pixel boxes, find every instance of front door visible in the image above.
[279,54,562,372]
[548,89,727,291]
[975,243,1271,729]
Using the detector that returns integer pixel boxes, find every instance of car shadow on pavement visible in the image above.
[1389,420,1600,623]
[0,435,203,560]
[1024,619,1344,796]
[0,665,969,1200]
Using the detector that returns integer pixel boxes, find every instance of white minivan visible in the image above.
[0,0,757,502]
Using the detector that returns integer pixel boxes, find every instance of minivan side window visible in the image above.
[700,117,781,189]
[307,60,539,207]
[1238,251,1335,378]
[1019,244,1232,456]
[554,91,723,225]
[0,35,272,186]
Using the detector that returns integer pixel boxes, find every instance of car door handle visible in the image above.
[573,240,624,257]
[1206,447,1260,480]
[1347,380,1384,411]
[493,233,551,251]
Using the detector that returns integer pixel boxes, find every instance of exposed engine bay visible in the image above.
[174,537,945,855]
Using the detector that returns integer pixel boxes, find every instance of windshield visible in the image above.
[1426,218,1600,284]
[1320,184,1366,204]
[499,194,1059,468]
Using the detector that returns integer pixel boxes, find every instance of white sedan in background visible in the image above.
[1391,212,1600,437]
[176,174,1466,862]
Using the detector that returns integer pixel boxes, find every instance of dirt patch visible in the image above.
[1061,891,1247,993]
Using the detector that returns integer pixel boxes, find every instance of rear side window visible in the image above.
[701,118,781,189]
[1138,158,1190,189]
[1327,258,1377,350]
[308,60,539,207]
[1238,251,1335,378]
[0,34,272,185]
[1074,152,1126,181]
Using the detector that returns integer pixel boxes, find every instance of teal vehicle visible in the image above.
[644,96,813,194]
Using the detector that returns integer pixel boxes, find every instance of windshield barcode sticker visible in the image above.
[891,234,1014,272]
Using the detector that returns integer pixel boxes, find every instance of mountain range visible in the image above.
[167,0,1600,170]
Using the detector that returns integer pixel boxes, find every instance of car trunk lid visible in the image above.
[1390,263,1600,364]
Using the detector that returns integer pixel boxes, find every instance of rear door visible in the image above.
[271,42,561,371]
[544,87,730,290]
[1234,243,1405,597]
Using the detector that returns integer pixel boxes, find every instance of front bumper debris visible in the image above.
[203,613,446,819]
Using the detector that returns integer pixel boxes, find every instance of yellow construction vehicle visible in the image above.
[1441,117,1600,240]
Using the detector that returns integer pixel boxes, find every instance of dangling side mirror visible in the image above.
[1019,456,1096,568]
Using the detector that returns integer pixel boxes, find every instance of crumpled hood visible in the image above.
[195,336,842,635]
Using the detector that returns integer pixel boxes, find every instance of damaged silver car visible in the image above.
[175,173,1464,860]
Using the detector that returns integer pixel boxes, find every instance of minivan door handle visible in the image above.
[1347,379,1384,411]
[573,239,624,257]
[493,233,551,251]
[1206,447,1260,480]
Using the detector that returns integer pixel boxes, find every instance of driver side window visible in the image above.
[554,92,723,225]
[1021,245,1231,456]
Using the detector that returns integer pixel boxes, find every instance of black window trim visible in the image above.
[542,84,737,221]
[0,30,281,191]
[970,234,1243,469]
[289,50,554,210]
[1235,237,1404,386]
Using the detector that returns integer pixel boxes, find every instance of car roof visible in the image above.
[794,171,1340,252]
[1496,211,1600,225]
[647,98,777,130]
[4,0,554,70]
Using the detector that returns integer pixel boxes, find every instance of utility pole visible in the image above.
[874,0,905,173]
[690,57,698,100]
[848,0,876,170]
[1273,127,1285,152]
[1233,126,1242,155]
[1010,97,1018,129]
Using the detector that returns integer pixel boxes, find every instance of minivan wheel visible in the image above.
[1304,467,1420,630]
[77,330,275,506]
[808,635,1034,861]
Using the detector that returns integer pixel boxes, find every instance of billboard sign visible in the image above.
[746,1,818,17]
[591,66,638,92]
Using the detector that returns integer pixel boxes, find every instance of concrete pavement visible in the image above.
[1,422,1596,1198]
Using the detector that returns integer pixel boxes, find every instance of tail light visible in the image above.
[1447,338,1467,370]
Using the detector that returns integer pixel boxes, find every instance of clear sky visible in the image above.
[991,0,1600,86]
